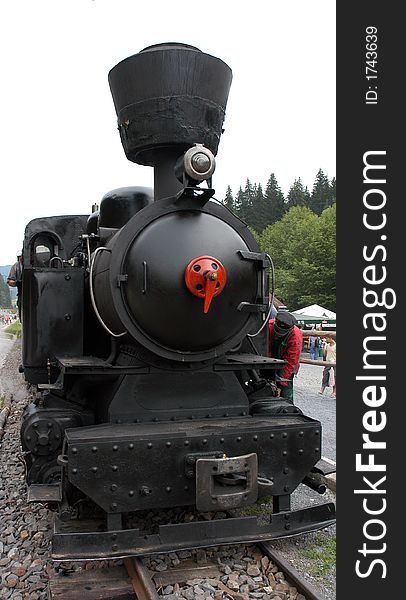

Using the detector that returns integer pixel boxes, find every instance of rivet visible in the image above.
[184,485,189,491]
[186,470,194,478]
[224,413,229,417]
[128,443,134,450]
[285,523,291,530]
[112,465,118,472]
[184,440,189,446]
[315,448,320,453]
[220,438,225,443]
[33,423,38,429]
[55,434,60,440]
[202,439,208,445]
[315,430,320,436]
[111,484,117,491]
[236,437,242,442]
[92,446,97,452]
[153,417,158,422]
[64,313,71,321]
[284,485,290,492]
[72,468,77,474]
[47,422,52,427]
[299,449,304,455]
[147,443,153,449]
[72,447,77,454]
[299,431,304,437]
[65,274,71,281]
[166,441,171,448]
[112,533,117,540]
[253,435,258,441]
[113,445,118,451]
[282,451,287,456]
[166,487,171,493]
[112,544,118,551]
[91,467,98,473]
[128,490,134,497]
[110,503,117,511]
[283,467,289,474]
[270,434,274,439]
[187,456,196,465]
[206,414,212,418]
[26,435,31,441]
[241,412,247,416]
[282,432,287,438]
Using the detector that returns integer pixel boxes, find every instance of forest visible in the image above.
[221,168,336,311]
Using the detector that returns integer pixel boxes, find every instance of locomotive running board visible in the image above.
[52,502,335,561]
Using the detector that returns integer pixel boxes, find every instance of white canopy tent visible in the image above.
[292,304,336,320]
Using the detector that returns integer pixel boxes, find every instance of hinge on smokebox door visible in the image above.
[116,274,128,287]
[237,250,270,313]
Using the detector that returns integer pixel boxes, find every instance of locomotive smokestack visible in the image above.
[108,43,232,200]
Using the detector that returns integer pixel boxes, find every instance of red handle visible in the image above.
[185,255,227,314]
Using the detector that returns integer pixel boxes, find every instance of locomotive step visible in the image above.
[52,503,336,561]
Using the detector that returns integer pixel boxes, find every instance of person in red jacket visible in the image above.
[268,311,303,402]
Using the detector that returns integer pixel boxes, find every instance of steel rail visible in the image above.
[259,542,329,600]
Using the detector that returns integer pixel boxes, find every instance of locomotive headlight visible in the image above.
[183,144,216,181]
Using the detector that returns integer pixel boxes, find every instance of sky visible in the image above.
[0,0,335,265]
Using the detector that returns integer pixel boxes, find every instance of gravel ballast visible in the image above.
[1,339,335,599]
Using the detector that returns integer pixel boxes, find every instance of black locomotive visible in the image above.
[19,43,335,560]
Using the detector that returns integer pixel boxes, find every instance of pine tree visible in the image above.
[234,186,245,219]
[263,174,286,225]
[309,169,331,214]
[241,179,256,225]
[330,177,336,203]
[223,185,235,211]
[286,178,309,210]
[253,183,267,233]
[0,275,12,308]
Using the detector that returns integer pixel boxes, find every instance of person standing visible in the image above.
[7,252,23,321]
[319,334,336,397]
[268,312,303,402]
[308,334,320,361]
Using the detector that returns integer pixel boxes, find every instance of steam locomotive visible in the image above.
[19,43,335,560]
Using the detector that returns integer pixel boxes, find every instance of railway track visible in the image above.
[48,542,331,600]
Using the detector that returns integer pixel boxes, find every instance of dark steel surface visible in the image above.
[105,370,248,423]
[99,187,153,228]
[64,415,321,512]
[312,458,336,475]
[214,354,284,370]
[27,483,62,503]
[92,196,264,363]
[196,453,258,511]
[55,353,283,374]
[96,210,257,354]
[108,43,232,165]
[23,215,89,264]
[52,503,336,561]
[22,268,84,368]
